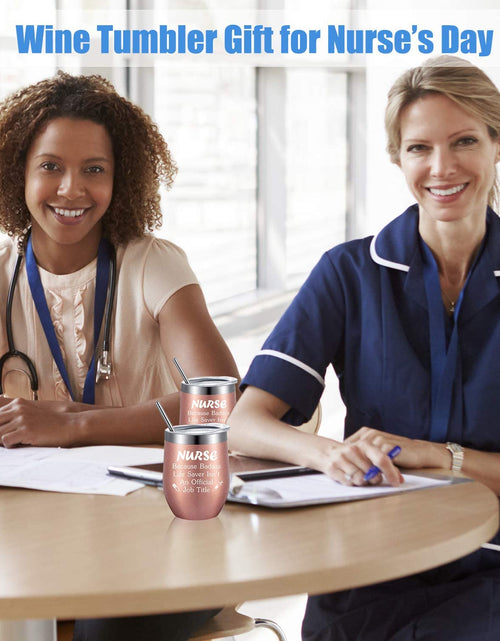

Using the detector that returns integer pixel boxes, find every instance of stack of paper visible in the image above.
[229,470,453,508]
[0,446,164,496]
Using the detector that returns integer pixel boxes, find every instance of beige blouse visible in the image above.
[0,234,198,405]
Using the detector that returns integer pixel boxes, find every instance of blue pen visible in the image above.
[363,445,401,482]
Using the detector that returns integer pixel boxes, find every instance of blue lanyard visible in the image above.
[422,241,476,442]
[25,237,112,404]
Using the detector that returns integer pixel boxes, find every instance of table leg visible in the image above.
[0,619,56,641]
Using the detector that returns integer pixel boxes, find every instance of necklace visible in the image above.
[441,290,456,314]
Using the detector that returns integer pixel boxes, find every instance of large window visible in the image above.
[154,66,258,303]
[152,65,349,304]
[0,1,57,99]
[285,69,347,287]
[151,64,349,304]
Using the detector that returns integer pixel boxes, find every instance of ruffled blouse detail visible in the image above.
[73,284,89,390]
[45,288,69,401]
[39,259,97,402]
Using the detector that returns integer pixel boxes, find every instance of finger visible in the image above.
[341,443,375,472]
[371,436,400,452]
[326,445,373,486]
[344,429,368,443]
[1,430,22,449]
[0,398,35,432]
[0,399,15,418]
[345,468,379,487]
[0,407,24,434]
[362,443,402,486]
[0,397,27,421]
[327,462,355,486]
[334,465,383,487]
[0,395,13,408]
[0,414,18,436]
[345,426,386,445]
[340,468,359,486]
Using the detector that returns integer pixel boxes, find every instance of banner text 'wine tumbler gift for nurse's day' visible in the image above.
[163,424,230,520]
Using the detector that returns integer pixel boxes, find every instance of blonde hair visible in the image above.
[385,55,500,207]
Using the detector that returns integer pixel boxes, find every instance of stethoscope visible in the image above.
[0,231,117,401]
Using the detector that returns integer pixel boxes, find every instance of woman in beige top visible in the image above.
[0,72,238,450]
[0,72,238,641]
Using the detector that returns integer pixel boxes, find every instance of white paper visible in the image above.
[0,446,164,495]
[230,473,452,507]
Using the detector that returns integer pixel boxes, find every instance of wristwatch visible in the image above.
[445,442,465,472]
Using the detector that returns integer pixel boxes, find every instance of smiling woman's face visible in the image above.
[24,117,114,271]
[398,93,500,230]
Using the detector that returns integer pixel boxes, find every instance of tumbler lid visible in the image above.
[181,376,237,395]
[164,423,229,444]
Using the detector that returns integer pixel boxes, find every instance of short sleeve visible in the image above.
[142,237,199,319]
[241,251,346,425]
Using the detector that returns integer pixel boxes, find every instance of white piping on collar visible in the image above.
[369,234,410,273]
[370,232,500,278]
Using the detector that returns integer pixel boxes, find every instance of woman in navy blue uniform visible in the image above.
[229,56,500,640]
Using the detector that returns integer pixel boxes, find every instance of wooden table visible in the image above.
[0,461,497,640]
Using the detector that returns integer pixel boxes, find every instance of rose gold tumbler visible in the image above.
[163,424,229,520]
[180,377,237,425]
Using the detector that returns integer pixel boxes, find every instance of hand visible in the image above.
[0,397,82,448]
[345,427,447,470]
[317,438,404,487]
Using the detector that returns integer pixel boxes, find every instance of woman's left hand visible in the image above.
[0,396,87,448]
[345,427,448,470]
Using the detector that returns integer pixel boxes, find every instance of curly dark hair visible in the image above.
[0,71,177,245]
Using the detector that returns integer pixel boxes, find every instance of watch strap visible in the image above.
[446,442,464,472]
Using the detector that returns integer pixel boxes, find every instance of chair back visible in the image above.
[295,403,322,435]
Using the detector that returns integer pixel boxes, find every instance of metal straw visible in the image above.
[173,357,190,384]
[155,401,175,432]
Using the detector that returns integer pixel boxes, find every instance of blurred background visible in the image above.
[2,1,500,637]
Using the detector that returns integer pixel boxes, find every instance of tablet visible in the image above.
[107,460,308,489]
[107,463,163,486]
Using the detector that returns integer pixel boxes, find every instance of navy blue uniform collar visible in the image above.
[370,204,500,319]
[370,204,420,273]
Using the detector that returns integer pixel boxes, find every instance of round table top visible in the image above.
[0,468,497,620]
